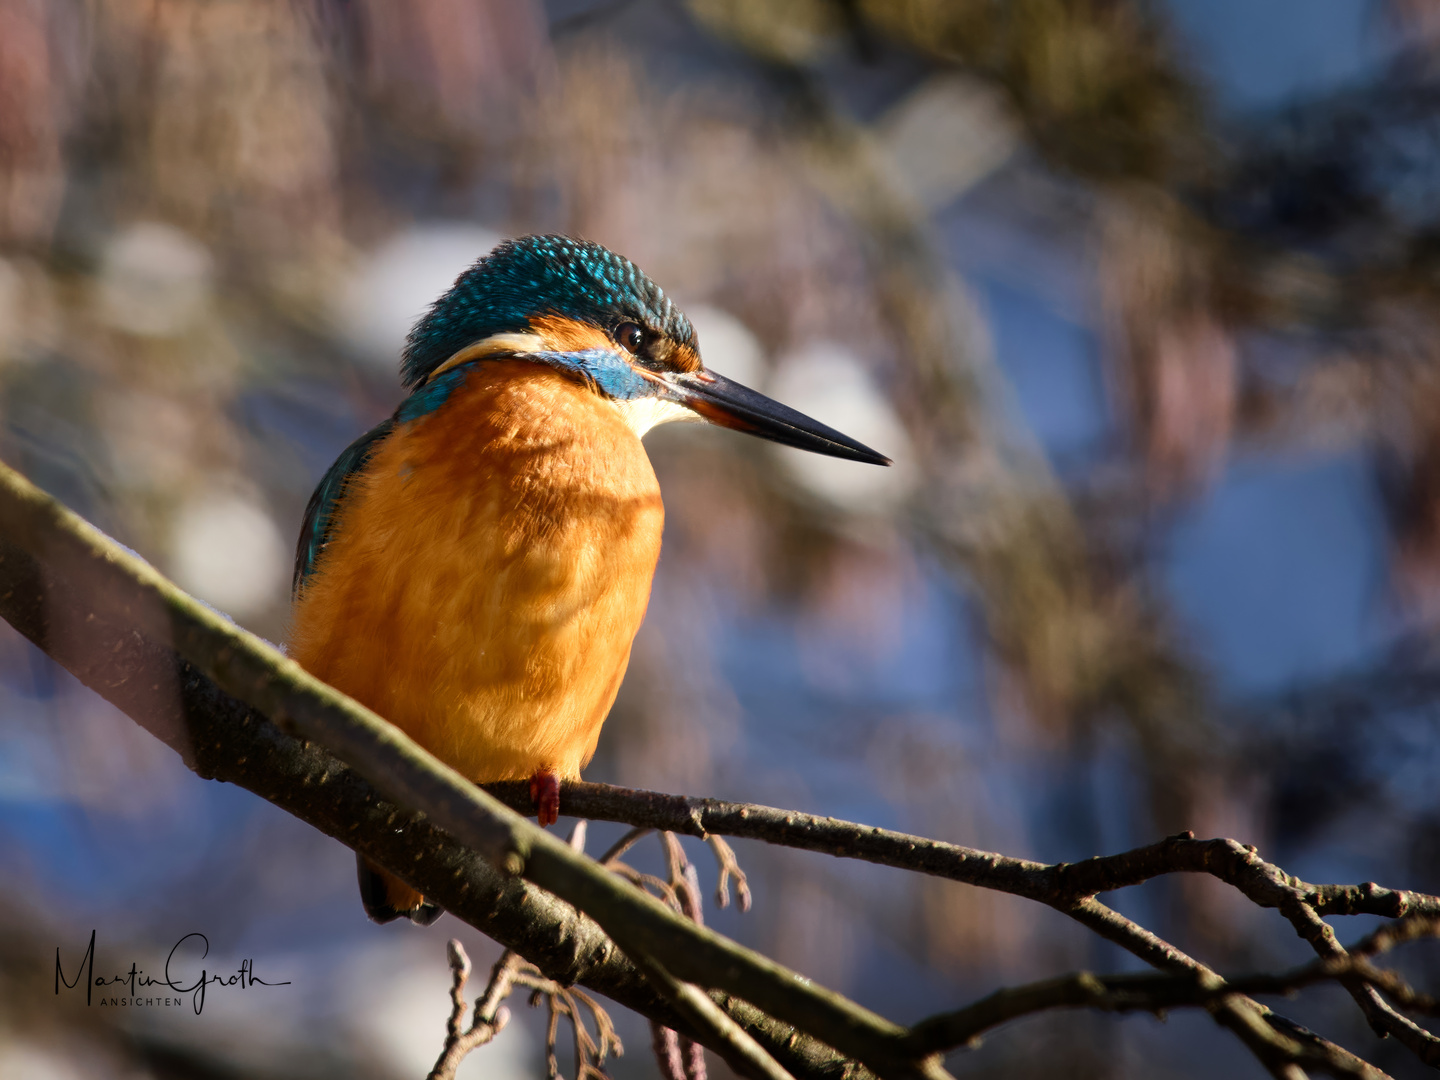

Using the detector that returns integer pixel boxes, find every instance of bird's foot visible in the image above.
[529,769,560,827]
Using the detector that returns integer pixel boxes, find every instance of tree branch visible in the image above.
[629,946,797,1080]
[902,916,1440,1058]
[481,783,1438,923]
[478,782,1440,1078]
[0,462,871,1080]
[1280,898,1440,1065]
[427,941,523,1080]
[0,459,943,1080]
[3,453,1436,1080]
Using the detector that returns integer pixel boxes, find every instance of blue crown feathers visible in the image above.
[400,235,694,389]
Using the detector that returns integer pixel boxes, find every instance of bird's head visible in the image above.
[399,235,890,466]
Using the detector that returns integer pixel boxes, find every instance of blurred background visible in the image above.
[2,0,1439,1077]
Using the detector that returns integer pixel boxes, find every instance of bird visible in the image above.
[288,235,889,925]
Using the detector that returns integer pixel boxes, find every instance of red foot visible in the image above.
[529,769,560,827]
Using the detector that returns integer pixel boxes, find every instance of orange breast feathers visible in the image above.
[287,360,665,783]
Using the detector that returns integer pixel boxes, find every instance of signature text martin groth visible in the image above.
[56,930,290,1014]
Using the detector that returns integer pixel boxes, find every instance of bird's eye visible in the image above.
[615,322,645,354]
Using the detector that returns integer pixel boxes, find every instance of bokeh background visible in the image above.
[2,1,1440,1077]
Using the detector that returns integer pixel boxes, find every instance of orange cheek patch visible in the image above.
[529,313,616,352]
[670,343,702,373]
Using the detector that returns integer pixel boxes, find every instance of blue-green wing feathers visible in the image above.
[293,419,395,596]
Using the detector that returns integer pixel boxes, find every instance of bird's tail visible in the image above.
[357,854,443,926]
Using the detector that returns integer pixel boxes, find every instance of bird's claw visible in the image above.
[529,769,560,827]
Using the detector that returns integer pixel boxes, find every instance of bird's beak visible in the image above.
[660,369,892,466]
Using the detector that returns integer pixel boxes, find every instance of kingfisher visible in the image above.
[288,235,888,924]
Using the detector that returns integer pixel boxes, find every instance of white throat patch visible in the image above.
[611,396,700,438]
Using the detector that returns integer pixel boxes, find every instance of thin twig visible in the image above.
[663,832,704,925]
[427,941,524,1080]
[658,833,709,1080]
[490,780,1429,1078]
[599,826,652,867]
[1067,896,1386,1080]
[628,946,798,1080]
[902,922,1440,1059]
[609,832,772,1080]
[652,1022,686,1080]
[707,835,751,912]
[485,782,1440,923]
[516,968,624,1080]
[1280,898,1440,1065]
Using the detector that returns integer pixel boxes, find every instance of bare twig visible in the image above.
[902,919,1440,1059]
[605,831,784,1080]
[483,783,1440,922]
[1044,831,1440,1063]
[487,780,1440,1078]
[684,1033,707,1080]
[609,864,682,910]
[568,820,589,856]
[652,1022,686,1080]
[1280,898,1440,1065]
[440,819,626,1080]
[662,832,703,925]
[707,835,751,912]
[599,826,652,867]
[658,833,709,1080]
[513,967,624,1080]
[629,946,798,1080]
[427,942,523,1080]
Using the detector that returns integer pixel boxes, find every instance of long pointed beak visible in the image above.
[662,370,891,466]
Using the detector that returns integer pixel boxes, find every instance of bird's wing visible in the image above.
[292,418,395,596]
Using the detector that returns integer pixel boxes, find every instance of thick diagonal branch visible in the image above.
[1,455,1429,1080]
[0,460,883,1080]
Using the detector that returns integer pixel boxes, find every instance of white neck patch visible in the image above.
[610,396,701,438]
[426,332,547,382]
